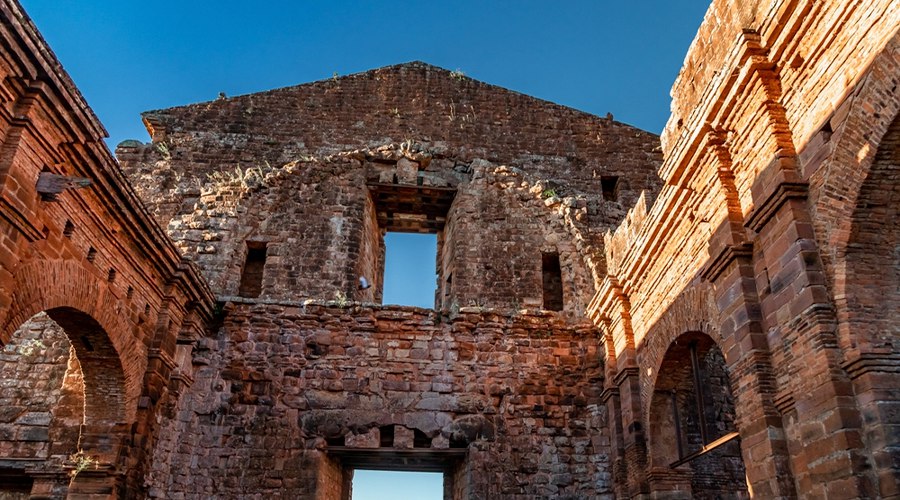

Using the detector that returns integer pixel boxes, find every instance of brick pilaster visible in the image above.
[745,163,873,497]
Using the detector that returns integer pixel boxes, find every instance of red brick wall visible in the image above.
[0,1,216,495]
[592,0,900,497]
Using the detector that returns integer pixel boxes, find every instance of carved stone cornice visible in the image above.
[842,353,900,380]
[613,366,640,387]
[600,386,620,404]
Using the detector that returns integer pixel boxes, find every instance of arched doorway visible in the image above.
[838,111,900,496]
[0,306,128,498]
[648,332,748,499]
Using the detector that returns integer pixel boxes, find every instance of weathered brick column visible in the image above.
[591,279,649,498]
[646,468,692,500]
[702,234,797,498]
[26,469,70,500]
[65,423,130,499]
[699,133,798,498]
[744,162,872,497]
[125,273,215,495]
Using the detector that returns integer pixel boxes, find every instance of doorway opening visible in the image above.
[648,332,748,498]
[382,233,438,308]
[351,470,443,500]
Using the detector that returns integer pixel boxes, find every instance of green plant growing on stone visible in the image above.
[17,338,46,356]
[154,142,172,160]
[334,291,349,308]
[541,188,558,199]
[68,451,98,478]
[205,164,271,189]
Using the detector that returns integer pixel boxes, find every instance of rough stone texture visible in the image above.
[0,313,83,464]
[0,0,215,497]
[148,304,607,499]
[108,58,664,500]
[115,65,664,317]
[0,0,897,497]
[117,62,661,234]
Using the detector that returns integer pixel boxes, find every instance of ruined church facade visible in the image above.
[0,0,897,498]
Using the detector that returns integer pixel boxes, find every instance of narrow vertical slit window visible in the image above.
[239,242,267,298]
[379,425,395,447]
[542,252,563,311]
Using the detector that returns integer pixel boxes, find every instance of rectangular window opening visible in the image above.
[382,232,438,309]
[351,470,444,500]
[542,252,564,311]
[601,175,620,202]
[238,242,267,298]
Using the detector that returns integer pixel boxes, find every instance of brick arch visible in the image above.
[839,111,900,351]
[836,107,900,496]
[637,282,722,417]
[808,33,900,352]
[647,331,719,467]
[0,258,146,423]
[645,331,747,498]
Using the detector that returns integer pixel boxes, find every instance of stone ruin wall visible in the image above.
[104,59,667,500]
[146,303,608,499]
[124,145,621,317]
[0,314,83,485]
[115,63,663,315]
[117,62,661,231]
[0,0,895,497]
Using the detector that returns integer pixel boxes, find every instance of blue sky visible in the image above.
[21,1,708,147]
[20,1,710,496]
[353,470,442,499]
[383,233,439,308]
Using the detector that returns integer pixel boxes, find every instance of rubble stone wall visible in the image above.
[139,146,623,317]
[117,62,662,232]
[148,303,608,499]
[0,313,83,464]
[115,63,665,317]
